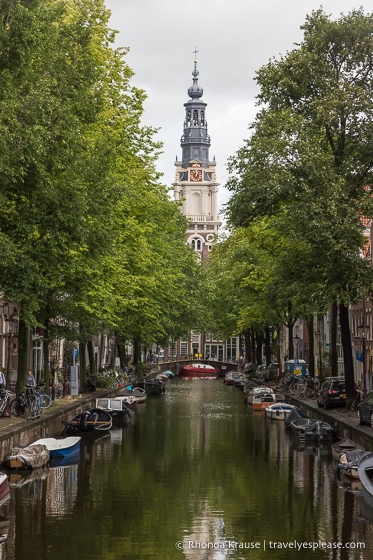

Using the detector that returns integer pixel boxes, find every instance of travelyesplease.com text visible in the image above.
[175,539,365,551]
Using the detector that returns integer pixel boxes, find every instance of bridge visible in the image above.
[158,359,237,378]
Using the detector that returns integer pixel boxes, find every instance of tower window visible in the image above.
[191,238,202,251]
[193,110,198,124]
[201,110,204,125]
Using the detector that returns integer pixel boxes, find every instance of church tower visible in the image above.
[173,53,221,261]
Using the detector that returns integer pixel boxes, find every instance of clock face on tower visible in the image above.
[190,169,202,182]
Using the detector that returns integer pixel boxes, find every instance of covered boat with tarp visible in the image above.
[331,438,365,462]
[5,443,50,470]
[358,452,373,508]
[284,406,309,428]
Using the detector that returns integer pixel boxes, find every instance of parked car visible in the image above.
[317,377,346,409]
[357,391,373,427]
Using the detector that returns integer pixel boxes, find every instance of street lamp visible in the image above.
[315,330,323,382]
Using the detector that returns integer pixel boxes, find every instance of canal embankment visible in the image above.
[0,386,122,464]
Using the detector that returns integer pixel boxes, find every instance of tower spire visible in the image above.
[180,51,210,167]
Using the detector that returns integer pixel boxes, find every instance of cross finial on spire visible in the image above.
[193,46,199,61]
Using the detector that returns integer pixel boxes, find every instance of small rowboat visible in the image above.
[96,398,132,418]
[358,452,373,509]
[0,473,10,506]
[245,386,275,405]
[265,403,295,420]
[121,386,147,403]
[331,438,365,462]
[290,418,335,440]
[338,450,371,479]
[61,408,112,434]
[30,436,81,459]
[5,443,50,470]
[252,392,276,410]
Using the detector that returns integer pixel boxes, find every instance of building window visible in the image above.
[191,238,202,251]
[180,342,188,356]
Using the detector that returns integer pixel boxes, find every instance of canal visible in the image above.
[0,379,372,560]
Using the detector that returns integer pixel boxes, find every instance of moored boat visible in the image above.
[61,408,112,434]
[338,450,371,479]
[144,379,166,395]
[121,386,147,403]
[5,443,50,470]
[252,392,276,410]
[284,406,309,427]
[162,370,175,378]
[290,418,335,440]
[96,397,132,418]
[358,452,373,508]
[245,386,275,405]
[0,473,10,506]
[265,403,295,420]
[179,363,218,379]
[30,436,81,459]
[331,438,365,462]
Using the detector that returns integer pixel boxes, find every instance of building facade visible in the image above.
[169,55,239,362]
[173,55,221,262]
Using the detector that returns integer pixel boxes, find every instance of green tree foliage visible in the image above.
[223,9,373,396]
[0,0,203,383]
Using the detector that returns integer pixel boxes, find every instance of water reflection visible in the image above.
[0,379,372,559]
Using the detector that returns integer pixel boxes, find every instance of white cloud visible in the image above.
[105,0,373,210]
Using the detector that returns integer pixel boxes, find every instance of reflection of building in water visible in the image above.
[184,509,228,560]
[45,465,78,516]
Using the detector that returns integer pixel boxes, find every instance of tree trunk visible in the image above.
[256,332,262,365]
[79,341,88,391]
[87,338,96,376]
[17,316,28,393]
[339,302,355,404]
[330,301,338,376]
[243,329,251,362]
[251,329,256,363]
[43,317,50,389]
[133,337,141,369]
[116,335,127,369]
[288,322,294,360]
[265,327,271,365]
[307,318,315,377]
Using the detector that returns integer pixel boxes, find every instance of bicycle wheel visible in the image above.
[10,398,25,417]
[26,395,39,413]
[41,394,52,408]
[0,398,6,415]
[305,387,315,399]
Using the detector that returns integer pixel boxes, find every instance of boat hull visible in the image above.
[265,404,294,420]
[179,364,218,379]
[62,408,112,434]
[31,437,81,458]
[0,474,10,507]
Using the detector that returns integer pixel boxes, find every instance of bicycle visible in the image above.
[0,387,12,416]
[304,377,320,399]
[10,387,41,419]
[35,384,52,409]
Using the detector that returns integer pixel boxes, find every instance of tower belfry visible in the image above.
[173,52,221,261]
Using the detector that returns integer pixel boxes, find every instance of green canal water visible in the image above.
[1,379,373,560]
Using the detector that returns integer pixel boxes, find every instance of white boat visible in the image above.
[358,452,373,508]
[252,392,276,410]
[121,386,147,403]
[115,395,138,407]
[245,386,275,405]
[265,403,295,420]
[96,397,132,418]
[30,436,81,459]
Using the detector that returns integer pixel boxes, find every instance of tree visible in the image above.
[225,9,373,401]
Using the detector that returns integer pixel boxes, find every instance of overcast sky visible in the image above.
[105,1,373,212]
